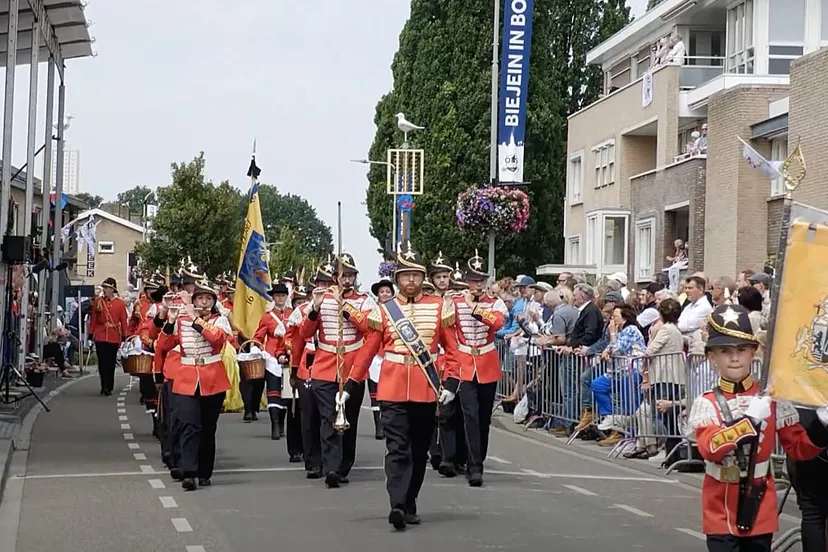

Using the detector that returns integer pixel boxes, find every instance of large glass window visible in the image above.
[604,216,627,266]
[726,0,755,74]
[635,218,656,281]
[822,0,828,43]
[768,0,805,73]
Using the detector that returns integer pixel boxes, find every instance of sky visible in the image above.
[5,0,647,281]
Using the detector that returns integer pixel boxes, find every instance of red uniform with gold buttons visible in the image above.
[88,277,128,395]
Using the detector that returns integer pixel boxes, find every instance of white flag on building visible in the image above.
[641,71,653,107]
[737,136,782,180]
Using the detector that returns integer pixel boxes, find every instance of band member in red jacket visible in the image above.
[450,253,507,487]
[252,283,290,438]
[340,244,461,530]
[89,277,128,396]
[135,272,166,435]
[368,279,395,439]
[156,279,231,491]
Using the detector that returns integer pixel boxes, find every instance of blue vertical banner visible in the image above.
[497,0,534,184]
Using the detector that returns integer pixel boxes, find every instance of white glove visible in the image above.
[817,406,828,427]
[335,391,350,406]
[438,389,455,405]
[745,395,772,423]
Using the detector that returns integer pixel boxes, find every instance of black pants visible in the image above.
[705,534,772,552]
[285,391,303,457]
[43,341,66,371]
[95,341,119,392]
[381,401,436,514]
[312,379,364,477]
[340,381,364,477]
[300,380,322,471]
[173,389,226,479]
[160,381,181,467]
[459,378,497,474]
[438,397,468,466]
[138,375,158,412]
[240,378,265,413]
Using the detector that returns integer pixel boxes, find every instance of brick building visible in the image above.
[538,0,828,284]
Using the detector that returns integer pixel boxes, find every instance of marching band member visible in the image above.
[287,281,321,476]
[253,283,290,439]
[282,284,309,462]
[341,244,461,530]
[299,253,374,489]
[89,277,128,396]
[282,269,296,308]
[368,279,395,440]
[135,272,166,436]
[687,304,828,552]
[156,278,231,491]
[129,277,155,336]
[450,253,507,487]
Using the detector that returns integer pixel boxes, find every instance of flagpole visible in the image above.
[488,0,500,283]
[337,201,343,257]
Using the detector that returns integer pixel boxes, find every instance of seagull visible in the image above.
[52,114,74,132]
[395,113,424,144]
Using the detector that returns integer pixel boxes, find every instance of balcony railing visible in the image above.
[678,55,725,89]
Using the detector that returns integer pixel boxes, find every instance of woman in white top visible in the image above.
[368,279,395,440]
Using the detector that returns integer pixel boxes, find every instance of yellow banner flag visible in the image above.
[233,157,272,340]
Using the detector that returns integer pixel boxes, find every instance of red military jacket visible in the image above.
[451,293,507,384]
[156,312,231,396]
[145,297,184,380]
[687,376,823,537]
[299,290,375,383]
[253,309,288,358]
[287,303,313,380]
[129,295,152,337]
[349,293,460,403]
[89,296,128,344]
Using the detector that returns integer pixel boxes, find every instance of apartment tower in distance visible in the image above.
[52,145,81,194]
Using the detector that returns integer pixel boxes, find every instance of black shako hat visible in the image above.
[428,251,453,276]
[268,283,289,296]
[394,243,427,276]
[705,304,760,350]
[464,249,488,281]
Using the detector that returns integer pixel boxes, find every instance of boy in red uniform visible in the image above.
[687,304,828,551]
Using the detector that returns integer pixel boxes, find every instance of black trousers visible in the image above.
[705,534,772,552]
[438,397,468,466]
[43,341,66,370]
[459,378,497,473]
[285,391,303,457]
[367,379,379,408]
[312,379,364,476]
[173,389,226,479]
[381,401,436,514]
[95,341,119,392]
[240,378,265,413]
[340,381,365,476]
[160,381,181,467]
[138,375,158,412]
[299,380,322,471]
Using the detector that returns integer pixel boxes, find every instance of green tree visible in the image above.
[257,184,333,261]
[135,154,244,277]
[647,0,663,9]
[116,185,154,216]
[364,0,629,275]
[74,192,103,208]
[269,225,316,277]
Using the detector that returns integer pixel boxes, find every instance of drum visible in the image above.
[238,340,266,381]
[123,353,154,376]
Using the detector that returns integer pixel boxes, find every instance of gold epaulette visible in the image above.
[441,298,455,327]
[709,418,757,454]
[367,305,383,331]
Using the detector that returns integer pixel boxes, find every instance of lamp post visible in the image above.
[351,158,402,253]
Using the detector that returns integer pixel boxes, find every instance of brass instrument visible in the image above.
[333,264,350,433]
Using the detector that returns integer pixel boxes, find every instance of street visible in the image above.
[1,373,796,551]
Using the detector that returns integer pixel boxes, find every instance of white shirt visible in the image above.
[666,41,686,65]
[677,295,713,334]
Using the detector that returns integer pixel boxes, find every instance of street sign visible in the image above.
[85,259,95,278]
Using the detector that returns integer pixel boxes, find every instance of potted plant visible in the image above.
[456,185,530,233]
[26,362,50,388]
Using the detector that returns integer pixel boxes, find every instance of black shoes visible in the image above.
[430,455,442,471]
[243,411,252,423]
[198,478,211,487]
[468,471,483,487]
[170,468,184,481]
[289,453,303,463]
[182,478,196,491]
[388,508,406,530]
[438,461,457,478]
[324,472,341,488]
[269,409,280,440]
[405,513,421,525]
[306,468,322,480]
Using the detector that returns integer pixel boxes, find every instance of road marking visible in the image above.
[614,504,654,518]
[563,484,597,496]
[123,433,134,440]
[118,415,128,421]
[186,547,206,552]
[120,424,131,430]
[148,479,165,489]
[171,518,193,532]
[675,528,705,540]
[133,453,147,461]
[117,408,126,413]
[139,465,155,474]
[487,455,512,464]
[159,496,177,508]
[127,443,140,450]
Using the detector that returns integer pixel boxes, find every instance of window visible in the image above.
[768,0,805,74]
[607,58,631,91]
[98,241,115,254]
[726,0,755,74]
[567,236,581,265]
[586,214,599,265]
[635,218,656,281]
[822,0,828,44]
[636,46,652,76]
[592,141,615,188]
[770,137,788,197]
[568,153,583,205]
[604,215,627,266]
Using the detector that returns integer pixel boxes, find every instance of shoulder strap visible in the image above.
[713,387,734,424]
[381,298,440,396]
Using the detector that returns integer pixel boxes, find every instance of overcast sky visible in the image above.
[6,0,646,281]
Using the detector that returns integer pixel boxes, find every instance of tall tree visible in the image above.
[269,225,316,277]
[364,0,629,275]
[116,185,155,216]
[257,184,333,261]
[647,0,663,9]
[134,154,244,276]
[74,192,103,208]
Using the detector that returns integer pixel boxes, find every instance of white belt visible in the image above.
[458,342,496,356]
[317,339,364,354]
[704,460,770,483]
[305,342,316,352]
[179,353,223,366]
[384,352,436,365]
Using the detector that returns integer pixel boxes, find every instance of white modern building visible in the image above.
[52,146,80,194]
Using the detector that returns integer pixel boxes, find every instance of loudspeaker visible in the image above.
[2,235,30,264]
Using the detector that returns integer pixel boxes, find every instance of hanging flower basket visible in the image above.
[456,185,530,233]
[378,261,396,278]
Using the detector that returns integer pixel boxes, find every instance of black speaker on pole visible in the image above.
[1,235,31,265]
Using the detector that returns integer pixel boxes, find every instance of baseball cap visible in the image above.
[748,272,771,286]
[516,275,535,287]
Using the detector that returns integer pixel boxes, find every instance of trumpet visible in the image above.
[332,260,350,433]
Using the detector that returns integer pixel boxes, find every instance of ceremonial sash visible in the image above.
[381,299,440,396]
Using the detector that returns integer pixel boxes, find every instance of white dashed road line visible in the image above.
[121,424,131,430]
[614,504,654,518]
[487,455,512,464]
[133,453,147,461]
[128,443,140,450]
[675,528,705,540]
[139,465,155,474]
[186,546,207,552]
[123,433,134,440]
[171,518,193,532]
[148,479,166,489]
[159,496,178,508]
[117,408,126,413]
[562,484,597,496]
[119,415,128,421]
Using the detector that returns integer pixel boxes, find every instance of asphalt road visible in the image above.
[4,373,801,551]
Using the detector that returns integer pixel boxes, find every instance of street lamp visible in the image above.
[350,159,404,253]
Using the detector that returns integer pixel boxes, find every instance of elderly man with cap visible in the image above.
[252,282,291,437]
[607,272,630,301]
[89,277,128,396]
[367,278,395,439]
[341,243,461,530]
[446,252,507,486]
[747,271,772,330]
[300,253,375,489]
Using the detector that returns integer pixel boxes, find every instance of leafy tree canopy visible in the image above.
[74,192,103,209]
[364,0,629,276]
[258,185,333,263]
[117,185,155,215]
